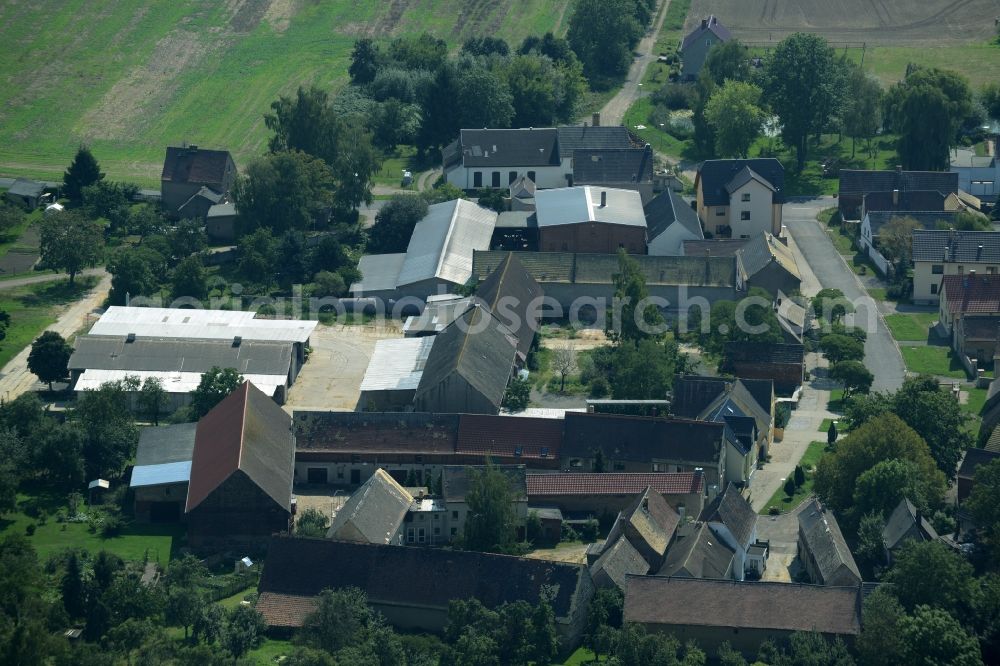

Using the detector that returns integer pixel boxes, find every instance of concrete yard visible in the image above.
[756,501,808,583]
[284,321,404,413]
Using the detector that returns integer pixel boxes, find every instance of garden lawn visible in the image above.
[818,418,834,433]
[562,648,598,665]
[827,388,845,413]
[623,98,694,162]
[248,639,294,665]
[0,276,99,369]
[900,345,968,379]
[884,312,938,342]
[759,441,828,515]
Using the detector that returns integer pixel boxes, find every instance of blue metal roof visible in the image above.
[130,460,192,488]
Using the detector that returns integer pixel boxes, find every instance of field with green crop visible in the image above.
[0,0,571,186]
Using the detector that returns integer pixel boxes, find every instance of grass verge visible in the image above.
[884,312,938,342]
[760,441,828,515]
[900,345,968,379]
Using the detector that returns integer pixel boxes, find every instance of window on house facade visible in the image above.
[989,266,997,274]
[527,171,536,181]
[931,283,938,295]
[474,172,483,187]
[509,171,517,184]
[451,527,457,536]
[452,510,458,519]
[932,265,944,274]
[958,266,964,274]
[570,459,582,468]
[492,171,501,187]
[652,463,666,472]
[741,192,751,202]
[715,225,726,235]
[716,208,726,216]
[740,211,751,221]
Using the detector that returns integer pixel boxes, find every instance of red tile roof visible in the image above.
[942,274,1000,314]
[256,592,317,628]
[456,414,563,459]
[526,472,704,496]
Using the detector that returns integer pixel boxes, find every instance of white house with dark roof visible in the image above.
[572,145,655,202]
[679,16,732,80]
[645,189,703,256]
[695,159,784,239]
[838,167,959,220]
[699,483,758,580]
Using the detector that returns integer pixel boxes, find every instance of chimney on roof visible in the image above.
[701,17,708,28]
[592,112,601,127]
[642,497,649,512]
[126,333,136,343]
[600,190,607,207]
[892,189,899,206]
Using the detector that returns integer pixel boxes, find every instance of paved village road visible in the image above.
[783,198,905,392]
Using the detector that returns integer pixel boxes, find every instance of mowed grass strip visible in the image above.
[760,441,828,514]
[884,312,938,341]
[901,345,968,379]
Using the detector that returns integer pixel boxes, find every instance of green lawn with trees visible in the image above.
[760,441,827,514]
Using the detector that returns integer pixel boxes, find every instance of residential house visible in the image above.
[694,159,784,239]
[525,471,705,519]
[722,342,805,395]
[657,521,735,579]
[572,146,655,203]
[645,189,704,256]
[413,305,517,414]
[861,188,952,220]
[838,167,959,221]
[256,536,595,647]
[912,229,1000,304]
[957,447,1000,503]
[351,199,497,301]
[939,273,1000,369]
[882,498,939,565]
[624,577,862,658]
[679,16,732,80]
[535,186,648,254]
[4,178,46,209]
[326,469,414,545]
[859,211,960,277]
[560,412,729,492]
[700,484,758,580]
[472,250,746,313]
[683,232,800,296]
[160,146,236,218]
[442,465,528,541]
[68,335,297,408]
[443,125,634,190]
[590,488,680,590]
[797,499,862,587]
[129,423,197,523]
[951,153,999,203]
[185,382,294,550]
[292,411,563,486]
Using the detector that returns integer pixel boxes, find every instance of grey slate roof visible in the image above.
[561,412,725,465]
[161,146,233,185]
[725,166,775,195]
[572,147,654,185]
[839,169,958,197]
[863,189,946,213]
[590,535,649,589]
[798,498,861,585]
[474,253,543,360]
[414,305,517,412]
[459,128,560,168]
[724,341,804,366]
[697,159,784,206]
[69,335,292,376]
[882,498,938,552]
[912,229,1000,263]
[441,465,527,502]
[681,15,733,52]
[736,233,801,280]
[866,211,960,237]
[7,178,45,198]
[135,423,197,467]
[327,469,413,544]
[601,487,680,569]
[556,125,633,153]
[657,521,735,578]
[672,375,772,437]
[700,484,756,547]
[645,190,703,241]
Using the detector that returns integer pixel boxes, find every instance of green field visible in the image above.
[900,344,968,379]
[760,441,828,514]
[884,312,938,342]
[0,1,572,186]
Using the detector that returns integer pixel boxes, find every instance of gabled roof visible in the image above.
[7,178,45,198]
[798,498,861,585]
[573,147,654,185]
[562,412,725,465]
[442,465,527,502]
[957,447,1000,481]
[590,536,649,589]
[700,484,756,547]
[962,316,1000,340]
[777,291,806,329]
[839,169,958,198]
[672,375,772,423]
[699,381,770,444]
[327,469,413,544]
[89,306,317,345]
[352,253,408,294]
[161,146,233,185]
[456,414,563,460]
[941,274,1000,315]
[556,125,633,153]
[475,253,544,360]
[882,498,938,552]
[396,199,497,288]
[986,426,1000,453]
[526,472,704,496]
[724,341,804,365]
[863,189,946,213]
[509,175,536,199]
[697,159,784,206]
[682,238,748,258]
[867,211,960,239]
[257,536,590,627]
[415,305,517,411]
[359,337,435,392]
[458,128,560,168]
[624,576,862,635]
[680,15,732,52]
[131,422,197,488]
[737,233,801,280]
[294,411,460,454]
[913,229,1000,264]
[657,521,735,578]
[185,382,294,512]
[535,186,647,228]
[645,189,703,242]
[725,166,775,196]
[603,487,680,568]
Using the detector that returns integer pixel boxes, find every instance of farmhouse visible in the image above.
[859,211,960,277]
[535,186,648,254]
[645,189,704,256]
[722,342,805,394]
[205,202,238,243]
[838,167,958,221]
[351,199,497,301]
[624,577,862,658]
[694,159,784,239]
[679,16,732,80]
[525,471,706,519]
[939,273,1000,370]
[700,484,759,580]
[160,145,236,218]
[256,536,595,646]
[797,499,861,587]
[185,382,295,551]
[129,423,197,523]
[912,229,1000,304]
[683,232,801,295]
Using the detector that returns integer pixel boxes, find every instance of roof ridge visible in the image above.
[237,381,249,470]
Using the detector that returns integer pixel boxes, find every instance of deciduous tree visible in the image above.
[830,360,873,397]
[464,464,517,553]
[349,38,381,85]
[368,195,428,253]
[39,211,104,285]
[567,0,642,88]
[189,367,244,420]
[899,605,981,666]
[891,67,975,170]
[819,334,864,364]
[296,507,330,538]
[138,377,167,426]
[879,215,923,274]
[705,81,765,158]
[886,541,977,620]
[234,150,337,236]
[27,331,72,390]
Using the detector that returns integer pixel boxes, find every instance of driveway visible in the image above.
[755,501,809,583]
[783,198,905,392]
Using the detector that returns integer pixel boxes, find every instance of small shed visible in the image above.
[5,178,46,209]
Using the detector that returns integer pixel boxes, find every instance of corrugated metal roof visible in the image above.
[535,186,646,228]
[90,306,317,344]
[396,200,497,288]
[135,423,197,466]
[360,337,435,392]
[130,461,192,488]
[207,202,236,217]
[352,253,407,294]
[74,369,286,397]
[70,335,292,376]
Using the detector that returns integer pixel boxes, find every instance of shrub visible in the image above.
[101,513,123,537]
[653,83,698,110]
[768,506,780,516]
[775,403,791,429]
[25,524,36,536]
[783,477,796,497]
[589,376,609,398]
[580,519,599,543]
[561,523,579,542]
[794,465,806,487]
